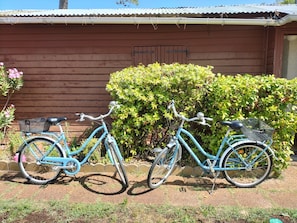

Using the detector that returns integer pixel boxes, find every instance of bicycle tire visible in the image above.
[18,136,64,185]
[222,142,272,188]
[147,146,178,189]
[107,141,129,188]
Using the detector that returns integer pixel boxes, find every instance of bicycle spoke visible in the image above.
[18,137,64,184]
[147,147,178,189]
[222,143,272,188]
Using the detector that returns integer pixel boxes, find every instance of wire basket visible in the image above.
[19,118,50,133]
[240,118,274,142]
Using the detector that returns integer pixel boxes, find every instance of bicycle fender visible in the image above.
[17,136,66,157]
[219,140,275,168]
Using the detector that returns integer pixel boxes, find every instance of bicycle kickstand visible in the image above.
[206,159,218,194]
[209,175,218,194]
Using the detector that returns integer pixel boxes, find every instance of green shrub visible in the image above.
[7,130,23,156]
[107,63,297,174]
[201,74,297,175]
[106,63,215,157]
[0,62,23,141]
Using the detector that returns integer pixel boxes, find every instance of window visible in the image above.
[133,46,188,66]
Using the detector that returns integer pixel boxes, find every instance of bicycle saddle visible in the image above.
[47,117,67,125]
[221,121,243,130]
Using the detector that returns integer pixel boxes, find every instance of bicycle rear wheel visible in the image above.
[18,137,64,185]
[107,141,129,188]
[222,142,272,188]
[147,146,178,189]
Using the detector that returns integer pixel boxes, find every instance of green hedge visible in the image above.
[201,74,297,174]
[106,63,297,174]
[106,63,215,157]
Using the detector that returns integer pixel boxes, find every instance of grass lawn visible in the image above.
[0,198,296,223]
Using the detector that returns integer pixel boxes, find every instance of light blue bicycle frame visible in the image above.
[172,126,272,172]
[24,120,123,175]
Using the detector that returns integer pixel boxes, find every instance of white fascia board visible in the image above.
[0,15,296,26]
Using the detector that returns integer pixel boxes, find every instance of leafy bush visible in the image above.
[0,62,23,141]
[107,63,297,173]
[201,74,297,175]
[106,63,215,157]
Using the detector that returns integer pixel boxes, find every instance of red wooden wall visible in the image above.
[0,23,279,136]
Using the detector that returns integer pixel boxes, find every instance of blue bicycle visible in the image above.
[147,100,275,190]
[17,101,128,187]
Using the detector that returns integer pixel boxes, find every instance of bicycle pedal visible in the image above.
[153,148,163,153]
[87,162,95,166]
[52,166,60,171]
[52,165,75,170]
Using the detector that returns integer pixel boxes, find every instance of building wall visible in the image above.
[273,22,297,77]
[282,35,297,79]
[0,23,271,136]
[265,27,276,75]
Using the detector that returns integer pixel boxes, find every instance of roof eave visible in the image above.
[0,15,296,26]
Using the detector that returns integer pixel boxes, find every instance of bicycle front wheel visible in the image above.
[107,141,129,188]
[18,137,64,185]
[222,142,272,188]
[147,147,178,189]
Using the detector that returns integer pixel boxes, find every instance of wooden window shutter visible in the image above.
[133,46,157,66]
[133,46,187,66]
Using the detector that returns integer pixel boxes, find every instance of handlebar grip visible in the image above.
[167,101,173,110]
[109,101,118,107]
[168,100,213,125]
[75,113,85,122]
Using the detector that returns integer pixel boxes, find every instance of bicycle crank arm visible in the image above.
[52,165,76,170]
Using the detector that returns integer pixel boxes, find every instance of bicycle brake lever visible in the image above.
[199,121,211,127]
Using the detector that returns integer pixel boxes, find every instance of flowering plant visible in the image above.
[0,62,23,140]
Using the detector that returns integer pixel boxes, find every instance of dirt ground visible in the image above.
[1,161,297,222]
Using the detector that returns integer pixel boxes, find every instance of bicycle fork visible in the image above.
[168,137,182,161]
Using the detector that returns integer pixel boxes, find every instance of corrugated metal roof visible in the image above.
[1,5,297,17]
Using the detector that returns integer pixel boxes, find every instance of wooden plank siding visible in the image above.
[0,23,272,137]
[266,27,276,75]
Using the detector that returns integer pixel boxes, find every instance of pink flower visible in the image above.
[14,153,26,162]
[8,68,23,79]
[4,110,10,118]
[0,62,3,66]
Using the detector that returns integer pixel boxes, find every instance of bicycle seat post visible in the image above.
[53,123,65,137]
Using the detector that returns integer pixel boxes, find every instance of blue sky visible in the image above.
[0,0,277,10]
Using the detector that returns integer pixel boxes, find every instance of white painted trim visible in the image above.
[0,15,297,26]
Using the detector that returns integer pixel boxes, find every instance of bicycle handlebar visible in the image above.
[76,101,120,122]
[168,100,213,126]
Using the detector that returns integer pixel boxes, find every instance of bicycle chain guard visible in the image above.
[44,156,81,175]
